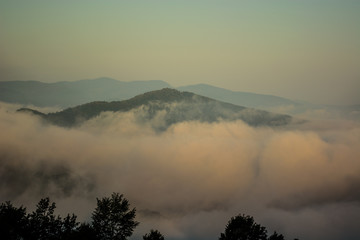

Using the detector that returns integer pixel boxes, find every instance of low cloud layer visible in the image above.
[1,102,360,240]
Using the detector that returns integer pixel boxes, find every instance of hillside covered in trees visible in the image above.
[18,88,292,130]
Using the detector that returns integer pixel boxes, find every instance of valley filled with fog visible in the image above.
[1,99,359,240]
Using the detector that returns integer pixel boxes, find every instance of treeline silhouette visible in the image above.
[0,192,298,240]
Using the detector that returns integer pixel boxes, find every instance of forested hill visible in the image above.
[18,88,292,129]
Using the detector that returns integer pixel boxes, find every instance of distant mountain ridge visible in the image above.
[18,88,292,130]
[4,78,359,120]
[0,77,171,107]
[177,84,299,110]
[0,78,298,110]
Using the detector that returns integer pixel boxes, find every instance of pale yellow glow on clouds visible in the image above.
[1,102,360,239]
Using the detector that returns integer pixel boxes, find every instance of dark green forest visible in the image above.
[0,192,298,240]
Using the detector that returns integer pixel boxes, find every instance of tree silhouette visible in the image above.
[59,213,79,239]
[67,223,99,240]
[1,197,298,240]
[219,214,268,240]
[219,214,299,240]
[27,197,79,240]
[27,198,61,240]
[143,229,165,240]
[268,231,285,240]
[92,192,139,240]
[0,201,29,240]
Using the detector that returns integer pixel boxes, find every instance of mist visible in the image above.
[1,102,360,240]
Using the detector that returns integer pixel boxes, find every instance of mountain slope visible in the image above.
[18,88,292,130]
[0,77,171,107]
[1,78,302,113]
[4,79,358,120]
[177,84,299,111]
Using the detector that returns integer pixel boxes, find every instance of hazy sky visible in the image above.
[1,0,359,105]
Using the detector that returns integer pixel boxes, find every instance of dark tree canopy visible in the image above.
[0,201,28,240]
[143,229,165,240]
[92,192,139,240]
[68,223,99,240]
[0,198,80,240]
[219,214,268,240]
[268,231,285,240]
[27,197,79,240]
[1,196,297,240]
[219,214,298,240]
[0,193,139,240]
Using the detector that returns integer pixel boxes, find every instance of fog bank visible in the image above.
[1,102,359,240]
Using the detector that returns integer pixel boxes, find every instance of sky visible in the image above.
[1,1,360,105]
